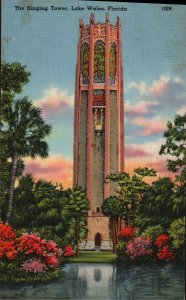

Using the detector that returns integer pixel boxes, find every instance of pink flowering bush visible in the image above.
[22,259,46,273]
[126,237,153,261]
[18,233,62,268]
[18,233,63,272]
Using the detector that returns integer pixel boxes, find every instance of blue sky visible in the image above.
[2,0,186,186]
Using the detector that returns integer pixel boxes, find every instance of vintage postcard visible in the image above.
[1,0,185,299]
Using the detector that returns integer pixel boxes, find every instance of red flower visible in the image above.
[118,225,137,240]
[154,234,169,247]
[0,240,18,261]
[0,223,17,241]
[157,246,175,261]
[64,245,74,257]
[6,250,18,260]
[45,255,59,267]
[0,223,62,267]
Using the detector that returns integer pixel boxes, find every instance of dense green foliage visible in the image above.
[66,186,90,255]
[159,113,186,173]
[0,62,30,220]
[1,61,31,120]
[169,217,185,260]
[10,175,89,248]
[141,225,164,241]
[104,168,157,227]
[0,261,61,283]
[1,62,51,222]
[102,115,185,259]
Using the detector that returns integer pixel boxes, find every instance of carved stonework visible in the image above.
[81,26,90,39]
[94,108,104,133]
[94,24,106,37]
[90,13,95,25]
[114,28,118,38]
[79,18,84,29]
[93,90,105,106]
[110,25,118,39]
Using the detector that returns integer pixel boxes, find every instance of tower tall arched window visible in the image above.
[109,43,117,85]
[94,41,105,83]
[81,43,89,85]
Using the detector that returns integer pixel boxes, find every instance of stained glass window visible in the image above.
[81,44,89,85]
[94,42,105,83]
[109,43,117,85]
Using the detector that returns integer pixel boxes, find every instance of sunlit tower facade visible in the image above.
[73,14,124,249]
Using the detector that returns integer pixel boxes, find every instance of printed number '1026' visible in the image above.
[162,6,172,10]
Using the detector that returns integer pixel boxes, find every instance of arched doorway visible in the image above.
[95,232,102,247]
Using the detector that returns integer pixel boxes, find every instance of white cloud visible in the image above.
[33,87,74,116]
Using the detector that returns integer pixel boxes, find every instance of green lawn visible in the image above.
[64,251,117,263]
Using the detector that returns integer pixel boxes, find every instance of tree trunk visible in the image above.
[6,153,19,223]
[125,205,129,226]
[76,216,79,257]
[114,218,118,246]
[119,217,122,231]
[111,218,116,254]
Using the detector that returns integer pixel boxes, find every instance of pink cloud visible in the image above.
[132,116,166,136]
[125,156,173,184]
[149,76,169,97]
[124,139,174,182]
[125,145,151,158]
[33,88,74,116]
[125,100,159,116]
[148,160,169,174]
[24,156,73,188]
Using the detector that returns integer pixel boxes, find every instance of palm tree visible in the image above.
[101,196,122,254]
[6,97,51,222]
[12,175,74,246]
[11,174,35,229]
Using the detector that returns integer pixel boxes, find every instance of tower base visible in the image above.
[79,213,113,251]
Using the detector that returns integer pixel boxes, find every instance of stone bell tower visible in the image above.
[73,14,124,249]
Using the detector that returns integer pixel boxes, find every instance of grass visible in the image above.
[64,251,117,263]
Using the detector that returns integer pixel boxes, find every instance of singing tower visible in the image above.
[73,14,124,249]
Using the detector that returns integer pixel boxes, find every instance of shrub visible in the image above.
[126,237,153,261]
[154,234,170,248]
[157,246,175,261]
[116,241,129,262]
[153,233,175,261]
[0,223,63,282]
[63,245,74,257]
[141,225,164,242]
[0,223,18,261]
[22,259,46,273]
[169,217,185,260]
[118,225,137,241]
[0,223,17,240]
